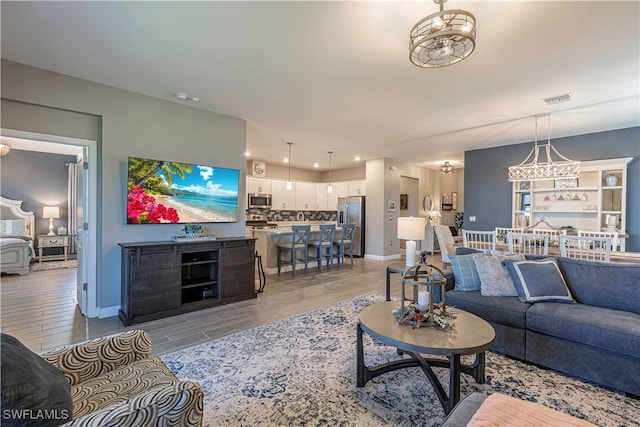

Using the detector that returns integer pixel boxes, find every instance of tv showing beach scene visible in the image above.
[126,157,239,224]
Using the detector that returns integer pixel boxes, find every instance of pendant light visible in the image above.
[327,151,333,193]
[286,142,293,190]
[508,114,580,182]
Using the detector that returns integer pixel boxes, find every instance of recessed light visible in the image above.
[354,156,361,161]
[283,158,289,163]
[244,151,251,157]
[313,163,319,168]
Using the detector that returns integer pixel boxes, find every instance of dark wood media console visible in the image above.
[119,238,256,326]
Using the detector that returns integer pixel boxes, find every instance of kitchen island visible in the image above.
[254,222,341,274]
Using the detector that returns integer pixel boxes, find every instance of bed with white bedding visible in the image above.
[1,196,35,275]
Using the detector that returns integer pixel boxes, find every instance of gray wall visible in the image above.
[464,127,639,251]
[1,59,247,314]
[0,149,76,240]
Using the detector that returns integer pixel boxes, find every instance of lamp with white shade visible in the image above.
[398,217,426,267]
[428,210,442,225]
[43,206,60,236]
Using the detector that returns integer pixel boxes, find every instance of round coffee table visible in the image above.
[356,301,495,415]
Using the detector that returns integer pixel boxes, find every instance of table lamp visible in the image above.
[428,210,442,225]
[43,206,60,236]
[398,217,426,267]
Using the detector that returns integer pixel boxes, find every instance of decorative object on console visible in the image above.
[440,161,455,174]
[42,206,60,236]
[398,217,426,267]
[409,0,476,68]
[182,223,203,238]
[508,114,580,182]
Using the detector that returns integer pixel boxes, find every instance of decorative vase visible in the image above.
[605,174,618,187]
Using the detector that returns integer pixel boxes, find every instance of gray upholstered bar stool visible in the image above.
[277,225,310,276]
[308,224,336,271]
[334,223,355,266]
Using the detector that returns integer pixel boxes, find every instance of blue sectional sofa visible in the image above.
[444,255,640,396]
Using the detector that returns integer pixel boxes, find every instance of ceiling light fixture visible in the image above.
[327,151,334,194]
[0,143,10,156]
[440,161,454,174]
[174,92,200,103]
[286,142,293,190]
[508,114,580,182]
[409,0,476,68]
[542,93,572,106]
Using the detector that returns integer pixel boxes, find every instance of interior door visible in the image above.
[76,148,89,315]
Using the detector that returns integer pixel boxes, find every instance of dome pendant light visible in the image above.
[286,142,293,190]
[327,151,333,194]
[409,0,476,68]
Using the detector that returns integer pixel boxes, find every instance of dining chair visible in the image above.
[494,227,523,244]
[532,228,565,247]
[560,235,612,262]
[462,229,496,252]
[334,223,355,266]
[434,225,457,269]
[277,225,311,276]
[577,230,618,252]
[308,224,336,271]
[507,232,549,256]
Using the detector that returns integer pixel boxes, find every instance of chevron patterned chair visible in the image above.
[40,330,203,426]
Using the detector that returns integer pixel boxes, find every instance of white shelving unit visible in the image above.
[512,157,632,251]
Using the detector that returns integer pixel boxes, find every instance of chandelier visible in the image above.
[409,0,476,68]
[440,161,454,174]
[508,115,580,182]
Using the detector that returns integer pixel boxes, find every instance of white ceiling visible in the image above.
[1,1,638,171]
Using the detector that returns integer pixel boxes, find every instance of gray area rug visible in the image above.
[161,293,638,426]
[31,259,77,271]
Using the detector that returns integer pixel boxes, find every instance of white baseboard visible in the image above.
[98,305,120,319]
[364,253,401,261]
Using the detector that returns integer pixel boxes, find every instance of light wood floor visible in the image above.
[1,254,442,355]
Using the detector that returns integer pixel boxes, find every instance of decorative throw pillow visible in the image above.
[455,247,485,256]
[504,258,574,303]
[473,254,526,297]
[449,253,487,291]
[1,333,73,426]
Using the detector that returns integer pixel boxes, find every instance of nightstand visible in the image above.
[37,235,69,263]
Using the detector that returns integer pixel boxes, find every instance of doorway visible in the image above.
[1,129,98,317]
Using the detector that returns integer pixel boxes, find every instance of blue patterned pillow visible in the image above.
[449,253,487,291]
[504,258,574,303]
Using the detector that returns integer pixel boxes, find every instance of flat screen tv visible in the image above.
[126,156,239,224]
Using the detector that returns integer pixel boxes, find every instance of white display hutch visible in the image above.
[512,157,632,251]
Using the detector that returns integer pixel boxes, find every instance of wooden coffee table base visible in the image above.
[355,301,495,416]
[357,321,486,414]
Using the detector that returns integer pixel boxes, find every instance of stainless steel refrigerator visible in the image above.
[337,196,365,257]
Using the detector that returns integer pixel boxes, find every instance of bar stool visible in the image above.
[308,224,336,271]
[334,223,355,266]
[277,225,310,276]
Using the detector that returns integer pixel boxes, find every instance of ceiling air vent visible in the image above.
[542,93,572,105]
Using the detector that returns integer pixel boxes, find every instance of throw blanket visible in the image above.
[468,393,596,426]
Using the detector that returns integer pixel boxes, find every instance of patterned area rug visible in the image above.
[31,259,77,271]
[161,293,638,426]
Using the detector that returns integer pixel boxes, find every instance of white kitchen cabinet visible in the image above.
[247,177,272,194]
[271,180,296,210]
[327,182,349,211]
[348,180,366,196]
[295,182,317,210]
[316,183,329,211]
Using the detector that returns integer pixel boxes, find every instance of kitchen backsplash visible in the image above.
[247,209,337,222]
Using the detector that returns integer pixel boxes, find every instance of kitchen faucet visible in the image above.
[296,212,305,221]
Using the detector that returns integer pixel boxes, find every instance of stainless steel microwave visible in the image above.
[248,193,272,209]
